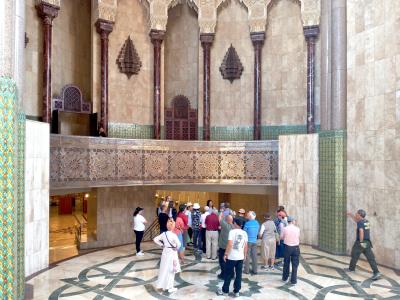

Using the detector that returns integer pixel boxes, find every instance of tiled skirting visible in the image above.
[318,130,347,254]
[109,123,319,140]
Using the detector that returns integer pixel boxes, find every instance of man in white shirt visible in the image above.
[217,218,248,297]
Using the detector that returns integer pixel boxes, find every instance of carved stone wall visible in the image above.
[50,135,278,189]
[24,0,91,118]
[262,0,320,126]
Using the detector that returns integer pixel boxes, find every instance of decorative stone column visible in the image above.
[331,0,347,130]
[150,29,165,140]
[250,32,265,140]
[95,20,113,137]
[36,2,59,123]
[200,33,214,141]
[304,25,319,134]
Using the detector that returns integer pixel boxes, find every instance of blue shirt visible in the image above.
[243,219,260,244]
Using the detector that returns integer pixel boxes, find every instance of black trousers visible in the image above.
[201,228,206,252]
[134,230,144,253]
[282,244,300,284]
[222,259,243,294]
[349,241,379,274]
[218,248,226,277]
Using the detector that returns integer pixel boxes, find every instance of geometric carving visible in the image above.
[51,85,92,113]
[116,36,142,78]
[219,44,244,83]
[50,135,279,189]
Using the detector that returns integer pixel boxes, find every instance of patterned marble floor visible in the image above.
[27,242,400,300]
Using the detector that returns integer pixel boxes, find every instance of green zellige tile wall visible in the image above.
[318,130,347,254]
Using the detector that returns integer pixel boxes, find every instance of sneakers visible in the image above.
[216,288,228,296]
[168,287,177,293]
[136,251,144,256]
[234,292,240,297]
[270,266,276,271]
[261,265,268,270]
[371,272,382,280]
[343,268,355,273]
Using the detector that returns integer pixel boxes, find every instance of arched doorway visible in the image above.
[165,95,198,140]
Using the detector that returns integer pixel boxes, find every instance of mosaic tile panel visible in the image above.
[108,123,154,139]
[318,130,347,254]
[0,77,24,299]
[16,112,25,299]
[50,135,278,188]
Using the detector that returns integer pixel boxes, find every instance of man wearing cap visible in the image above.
[217,218,248,297]
[243,211,260,275]
[185,202,193,245]
[191,203,202,256]
[281,216,300,285]
[237,208,247,228]
[346,209,381,280]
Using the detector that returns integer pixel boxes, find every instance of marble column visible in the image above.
[200,33,214,141]
[250,32,265,140]
[331,0,347,130]
[95,20,113,137]
[320,0,332,130]
[304,26,319,134]
[150,30,165,140]
[36,2,59,123]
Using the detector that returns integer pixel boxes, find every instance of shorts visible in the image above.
[178,233,185,252]
[261,238,276,260]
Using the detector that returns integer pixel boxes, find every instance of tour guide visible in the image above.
[346,209,381,280]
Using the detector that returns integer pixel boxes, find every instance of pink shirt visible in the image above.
[280,224,300,246]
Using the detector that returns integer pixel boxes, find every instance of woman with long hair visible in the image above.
[133,207,147,256]
[153,218,181,293]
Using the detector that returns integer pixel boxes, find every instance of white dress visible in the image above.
[153,231,182,290]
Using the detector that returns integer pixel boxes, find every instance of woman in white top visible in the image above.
[153,219,181,293]
[133,207,147,256]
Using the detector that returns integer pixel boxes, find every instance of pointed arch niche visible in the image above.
[164,2,199,140]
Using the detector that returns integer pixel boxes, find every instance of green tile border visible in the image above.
[318,129,347,254]
[0,76,25,299]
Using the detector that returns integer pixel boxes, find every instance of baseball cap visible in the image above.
[233,217,244,227]
[238,208,245,214]
[287,216,295,222]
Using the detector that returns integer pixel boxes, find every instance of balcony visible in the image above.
[50,135,279,189]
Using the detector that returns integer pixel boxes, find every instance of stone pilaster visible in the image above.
[304,25,319,134]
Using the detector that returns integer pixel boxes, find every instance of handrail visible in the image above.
[143,219,160,242]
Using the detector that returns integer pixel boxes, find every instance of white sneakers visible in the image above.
[168,287,177,293]
[136,251,144,256]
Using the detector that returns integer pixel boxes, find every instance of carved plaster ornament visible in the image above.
[143,0,182,31]
[299,0,321,26]
[116,36,142,78]
[94,0,118,22]
[220,44,243,83]
[187,0,226,33]
[239,0,272,32]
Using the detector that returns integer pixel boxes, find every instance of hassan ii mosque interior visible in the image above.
[1,0,400,299]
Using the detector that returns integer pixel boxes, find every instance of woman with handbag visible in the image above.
[153,218,182,293]
[259,213,278,270]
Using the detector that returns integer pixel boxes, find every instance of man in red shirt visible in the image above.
[205,209,220,259]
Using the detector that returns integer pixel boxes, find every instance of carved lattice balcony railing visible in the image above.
[50,135,278,189]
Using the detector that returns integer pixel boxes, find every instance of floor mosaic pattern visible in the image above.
[27,243,400,300]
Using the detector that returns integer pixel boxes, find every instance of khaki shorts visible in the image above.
[261,238,276,260]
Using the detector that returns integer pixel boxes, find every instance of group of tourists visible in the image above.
[133,199,382,296]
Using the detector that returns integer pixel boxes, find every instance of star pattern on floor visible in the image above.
[27,244,400,299]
